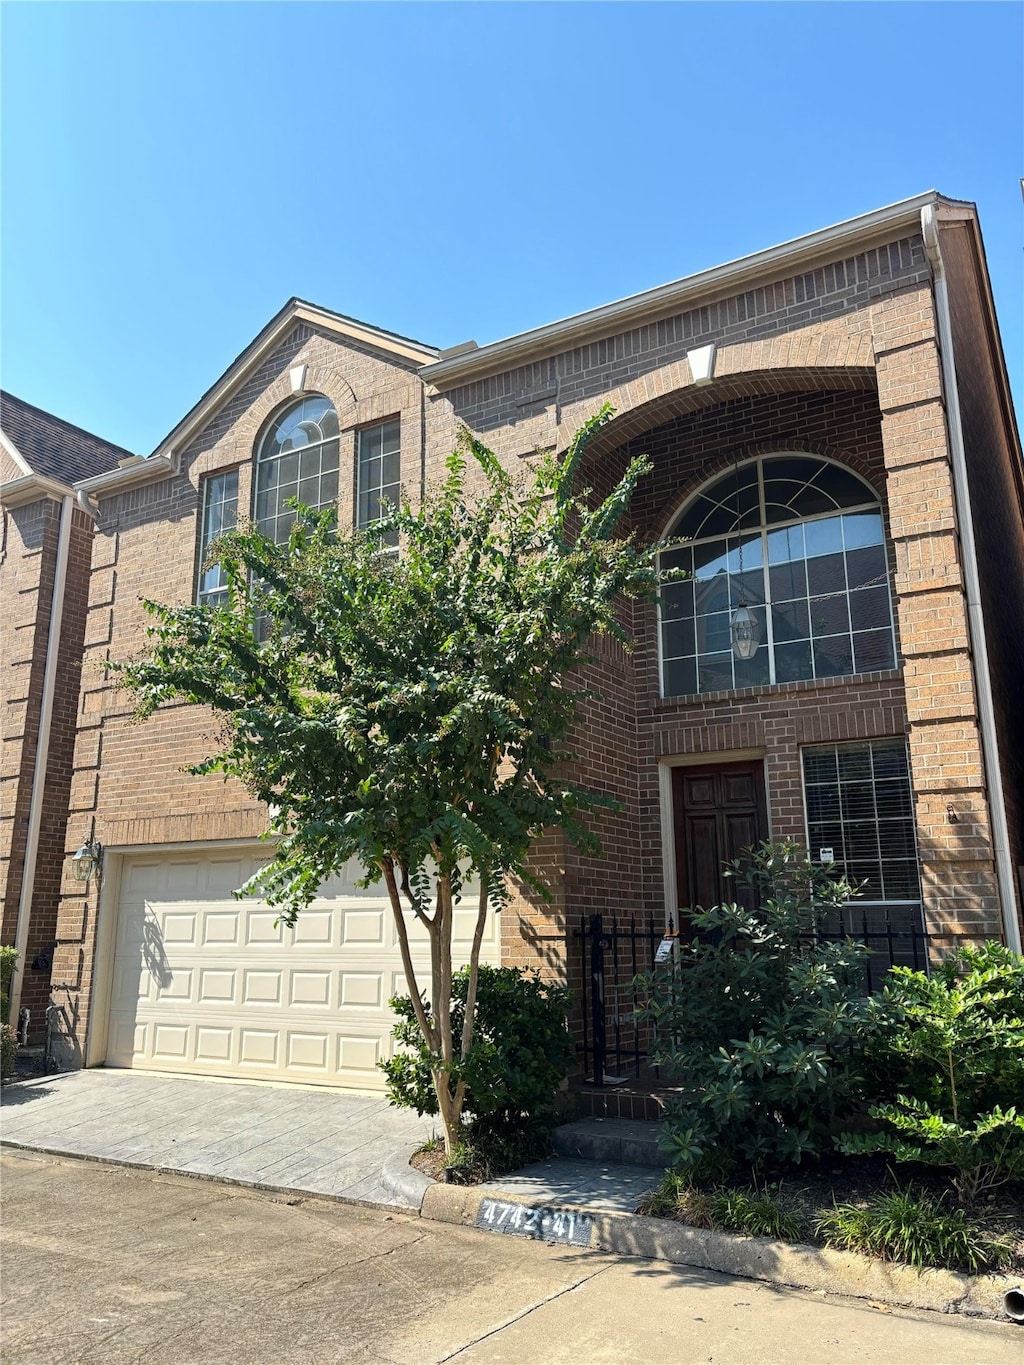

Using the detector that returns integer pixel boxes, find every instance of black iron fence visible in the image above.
[574,906,972,1089]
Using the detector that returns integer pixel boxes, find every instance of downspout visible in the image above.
[9,493,76,1019]
[921,204,1022,954]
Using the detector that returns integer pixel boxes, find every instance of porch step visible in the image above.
[553,1117,665,1170]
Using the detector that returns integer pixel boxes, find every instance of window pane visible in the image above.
[853,630,896,673]
[805,785,840,822]
[849,586,891,632]
[694,576,730,615]
[846,544,887,591]
[775,640,812,682]
[662,616,696,660]
[872,744,910,781]
[357,420,402,533]
[671,464,758,539]
[693,539,732,581]
[843,511,884,549]
[813,636,854,678]
[804,515,844,558]
[767,524,805,565]
[838,748,871,782]
[660,580,694,622]
[660,546,691,576]
[663,656,697,697]
[772,599,809,643]
[733,650,771,689]
[809,594,850,638]
[696,612,731,654]
[769,560,807,600]
[874,779,913,819]
[803,747,839,785]
[697,653,733,692]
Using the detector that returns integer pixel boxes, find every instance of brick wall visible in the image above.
[52,218,1017,1068]
[54,325,432,1056]
[1,497,98,1036]
[937,216,1024,944]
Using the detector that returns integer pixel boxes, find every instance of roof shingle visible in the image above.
[1,391,133,487]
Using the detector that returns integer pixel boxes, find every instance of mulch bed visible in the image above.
[411,1140,1024,1271]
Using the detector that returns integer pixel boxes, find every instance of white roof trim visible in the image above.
[1,471,72,507]
[421,191,958,389]
[75,454,175,499]
[0,429,33,478]
[152,301,438,467]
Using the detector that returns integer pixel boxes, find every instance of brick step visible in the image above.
[553,1117,666,1170]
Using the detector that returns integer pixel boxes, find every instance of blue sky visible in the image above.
[2,2,1021,454]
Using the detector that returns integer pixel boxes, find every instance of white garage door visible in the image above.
[105,847,501,1089]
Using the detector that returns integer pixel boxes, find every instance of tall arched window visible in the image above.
[660,455,896,696]
[254,395,339,542]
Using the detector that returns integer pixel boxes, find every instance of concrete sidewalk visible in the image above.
[0,1068,433,1206]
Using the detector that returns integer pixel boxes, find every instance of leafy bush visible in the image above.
[0,946,17,1025]
[0,1023,16,1081]
[637,1172,801,1240]
[838,944,1024,1203]
[381,964,573,1153]
[815,1188,1012,1274]
[637,841,874,1171]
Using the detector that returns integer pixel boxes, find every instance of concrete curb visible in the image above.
[419,1177,1021,1322]
[381,1143,433,1210]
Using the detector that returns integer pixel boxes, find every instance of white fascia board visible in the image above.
[150,302,439,468]
[74,454,176,500]
[0,430,33,477]
[421,191,955,389]
[1,471,72,507]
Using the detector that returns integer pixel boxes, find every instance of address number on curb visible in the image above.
[475,1198,594,1247]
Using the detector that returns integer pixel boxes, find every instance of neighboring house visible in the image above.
[17,189,1024,1087]
[0,393,131,1042]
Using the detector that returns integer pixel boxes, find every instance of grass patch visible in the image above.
[815,1188,1013,1275]
[638,1173,801,1241]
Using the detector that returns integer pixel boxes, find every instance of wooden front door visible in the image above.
[673,761,769,915]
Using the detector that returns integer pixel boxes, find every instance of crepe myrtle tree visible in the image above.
[113,406,672,1153]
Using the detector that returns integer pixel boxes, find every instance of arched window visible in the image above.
[254,395,339,542]
[660,455,896,696]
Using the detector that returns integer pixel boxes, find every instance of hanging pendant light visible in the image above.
[730,603,759,660]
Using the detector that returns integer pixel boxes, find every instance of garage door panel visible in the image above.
[245,909,284,945]
[107,850,501,1089]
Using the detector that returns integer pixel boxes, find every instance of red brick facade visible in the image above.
[5,194,1020,1074]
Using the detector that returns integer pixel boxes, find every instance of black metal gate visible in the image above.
[575,904,955,1089]
[574,913,669,1088]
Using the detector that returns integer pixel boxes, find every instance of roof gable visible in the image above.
[151,299,438,465]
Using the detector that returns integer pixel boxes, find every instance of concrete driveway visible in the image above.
[0,1068,434,1205]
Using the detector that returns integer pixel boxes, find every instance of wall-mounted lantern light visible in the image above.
[70,823,102,885]
[730,604,760,661]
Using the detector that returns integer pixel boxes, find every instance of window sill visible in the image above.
[651,665,905,711]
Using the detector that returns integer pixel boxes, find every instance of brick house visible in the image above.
[1,393,131,1040]
[17,190,1024,1085]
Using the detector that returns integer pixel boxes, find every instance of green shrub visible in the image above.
[815,1189,1012,1274]
[0,1023,16,1081]
[0,946,17,1025]
[837,944,1024,1203]
[637,841,874,1172]
[381,965,573,1155]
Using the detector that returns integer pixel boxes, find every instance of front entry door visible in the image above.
[673,761,769,915]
